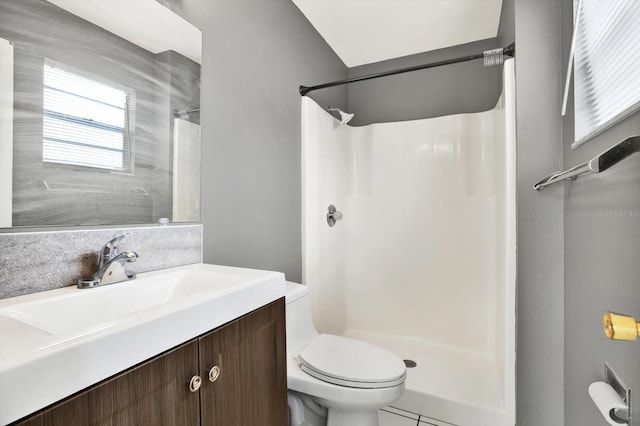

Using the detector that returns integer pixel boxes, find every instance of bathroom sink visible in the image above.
[0,263,285,425]
[1,267,245,336]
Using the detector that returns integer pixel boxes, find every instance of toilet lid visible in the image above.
[297,334,406,389]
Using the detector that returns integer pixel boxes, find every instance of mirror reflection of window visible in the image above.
[0,0,201,228]
[42,61,135,171]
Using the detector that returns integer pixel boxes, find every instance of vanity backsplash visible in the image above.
[0,224,202,299]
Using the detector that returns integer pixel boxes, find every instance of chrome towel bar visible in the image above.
[533,135,640,191]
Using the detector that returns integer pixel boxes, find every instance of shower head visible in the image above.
[328,107,354,125]
[340,111,355,125]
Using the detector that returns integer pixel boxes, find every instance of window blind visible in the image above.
[573,0,640,147]
[43,63,132,170]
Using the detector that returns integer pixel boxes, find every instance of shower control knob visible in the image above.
[189,375,202,392]
[208,365,221,382]
[327,205,343,227]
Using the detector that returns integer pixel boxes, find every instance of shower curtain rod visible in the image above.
[299,43,515,96]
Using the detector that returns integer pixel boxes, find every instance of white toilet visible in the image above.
[286,281,406,426]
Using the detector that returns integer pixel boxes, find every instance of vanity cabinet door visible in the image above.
[87,340,201,425]
[14,340,201,426]
[198,298,288,426]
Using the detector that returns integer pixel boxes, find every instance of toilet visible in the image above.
[286,281,406,426]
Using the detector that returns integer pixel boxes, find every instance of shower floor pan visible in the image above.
[343,329,509,426]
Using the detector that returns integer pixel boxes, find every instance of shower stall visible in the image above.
[301,60,515,426]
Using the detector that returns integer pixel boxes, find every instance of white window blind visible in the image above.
[573,0,640,147]
[43,63,134,170]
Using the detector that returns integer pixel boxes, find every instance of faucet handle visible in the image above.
[101,233,130,266]
[122,251,138,263]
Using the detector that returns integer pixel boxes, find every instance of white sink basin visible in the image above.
[0,263,285,425]
[1,268,244,336]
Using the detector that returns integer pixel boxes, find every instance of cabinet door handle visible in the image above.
[189,375,202,392]
[208,365,221,382]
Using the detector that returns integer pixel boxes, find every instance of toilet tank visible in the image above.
[286,282,319,354]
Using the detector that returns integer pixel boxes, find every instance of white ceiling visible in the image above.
[47,0,202,64]
[292,0,503,68]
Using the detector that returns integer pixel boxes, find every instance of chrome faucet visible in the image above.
[78,233,138,289]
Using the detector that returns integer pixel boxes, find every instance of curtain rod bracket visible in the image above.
[504,42,515,58]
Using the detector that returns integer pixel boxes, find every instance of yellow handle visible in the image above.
[603,312,640,341]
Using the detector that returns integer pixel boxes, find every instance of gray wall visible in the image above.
[497,0,515,49]
[563,115,640,426]
[164,0,347,283]
[561,2,640,426]
[346,39,502,126]
[513,1,566,425]
[512,1,640,425]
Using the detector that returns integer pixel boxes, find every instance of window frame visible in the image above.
[42,58,136,173]
[571,0,640,148]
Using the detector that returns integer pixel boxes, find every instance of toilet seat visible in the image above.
[297,334,406,389]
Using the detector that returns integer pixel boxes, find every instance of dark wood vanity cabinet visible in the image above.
[199,298,288,425]
[14,299,287,426]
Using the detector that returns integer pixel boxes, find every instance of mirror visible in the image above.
[0,0,202,228]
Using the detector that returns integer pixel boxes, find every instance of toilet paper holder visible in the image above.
[604,363,631,425]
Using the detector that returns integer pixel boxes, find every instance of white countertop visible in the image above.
[0,263,285,425]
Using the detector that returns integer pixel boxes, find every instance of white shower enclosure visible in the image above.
[301,60,516,426]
